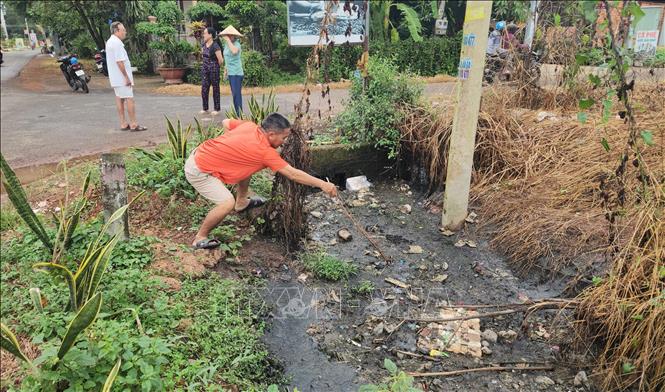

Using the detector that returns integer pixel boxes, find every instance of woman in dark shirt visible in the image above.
[200,27,224,115]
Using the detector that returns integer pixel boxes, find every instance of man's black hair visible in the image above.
[261,113,291,133]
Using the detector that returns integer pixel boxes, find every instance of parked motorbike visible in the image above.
[94,49,108,76]
[484,50,541,84]
[57,54,90,93]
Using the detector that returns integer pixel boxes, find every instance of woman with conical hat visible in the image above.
[219,25,244,115]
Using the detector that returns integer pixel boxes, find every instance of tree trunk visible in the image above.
[71,0,105,50]
[100,153,130,240]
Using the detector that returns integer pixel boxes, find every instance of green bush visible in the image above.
[126,150,196,200]
[644,48,665,68]
[186,61,203,84]
[336,57,423,158]
[302,251,357,281]
[70,33,97,58]
[372,35,461,76]
[130,52,152,74]
[242,49,273,87]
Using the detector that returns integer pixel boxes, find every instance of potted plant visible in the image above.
[151,36,194,83]
[136,2,193,84]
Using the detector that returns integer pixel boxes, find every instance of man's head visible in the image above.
[111,22,127,40]
[261,113,291,148]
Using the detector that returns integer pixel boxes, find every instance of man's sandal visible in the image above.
[120,125,131,131]
[192,238,221,250]
[130,125,148,132]
[235,197,266,213]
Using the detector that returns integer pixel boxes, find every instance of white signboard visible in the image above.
[635,30,659,57]
[287,1,369,46]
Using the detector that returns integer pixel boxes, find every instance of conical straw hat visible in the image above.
[219,25,243,37]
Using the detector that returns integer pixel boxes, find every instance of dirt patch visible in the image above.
[154,74,455,97]
[149,241,223,279]
[261,182,586,391]
[0,335,39,389]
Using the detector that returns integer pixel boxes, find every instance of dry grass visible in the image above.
[576,185,664,392]
[399,81,664,390]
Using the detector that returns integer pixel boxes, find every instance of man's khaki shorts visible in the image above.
[113,86,134,98]
[184,150,233,205]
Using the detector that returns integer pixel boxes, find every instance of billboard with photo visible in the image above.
[287,1,369,46]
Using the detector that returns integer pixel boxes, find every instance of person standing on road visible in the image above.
[200,27,224,115]
[219,26,244,115]
[105,22,147,132]
[29,30,37,50]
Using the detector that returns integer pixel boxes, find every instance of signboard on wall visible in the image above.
[287,1,369,46]
[635,30,659,57]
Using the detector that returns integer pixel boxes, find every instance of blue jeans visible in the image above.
[228,75,243,114]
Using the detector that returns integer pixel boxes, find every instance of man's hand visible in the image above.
[124,76,132,86]
[320,182,337,198]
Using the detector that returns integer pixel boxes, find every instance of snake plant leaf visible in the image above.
[29,288,44,312]
[102,358,122,392]
[1,153,53,251]
[1,323,34,366]
[57,292,102,361]
[33,263,77,311]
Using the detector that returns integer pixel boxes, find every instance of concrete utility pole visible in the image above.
[100,154,130,240]
[524,0,539,49]
[441,0,492,230]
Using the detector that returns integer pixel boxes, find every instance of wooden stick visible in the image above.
[408,365,554,378]
[333,192,392,263]
[405,301,576,323]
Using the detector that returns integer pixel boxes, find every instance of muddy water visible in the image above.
[261,181,585,391]
[262,281,359,391]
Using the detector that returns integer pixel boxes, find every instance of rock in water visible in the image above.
[345,176,372,192]
[337,229,353,241]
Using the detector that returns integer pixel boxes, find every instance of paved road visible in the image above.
[1,54,454,169]
[1,49,37,81]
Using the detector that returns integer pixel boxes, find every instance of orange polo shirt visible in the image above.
[194,119,288,184]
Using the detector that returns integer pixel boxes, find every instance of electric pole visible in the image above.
[441,0,493,230]
[524,0,539,49]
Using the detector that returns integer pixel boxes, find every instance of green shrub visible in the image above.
[302,251,357,281]
[359,358,423,392]
[336,57,422,158]
[372,35,461,76]
[242,49,273,87]
[186,61,203,85]
[644,48,665,68]
[326,44,363,81]
[126,150,195,200]
[130,52,152,74]
[70,33,97,58]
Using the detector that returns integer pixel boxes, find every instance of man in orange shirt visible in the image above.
[185,112,338,249]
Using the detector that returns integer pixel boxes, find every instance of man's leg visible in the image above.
[126,97,137,128]
[234,176,251,211]
[115,97,128,128]
[194,198,235,245]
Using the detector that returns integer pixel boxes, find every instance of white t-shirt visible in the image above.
[105,34,133,87]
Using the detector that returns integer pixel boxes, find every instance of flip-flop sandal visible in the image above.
[130,125,148,132]
[235,197,266,213]
[120,125,131,131]
[192,238,221,250]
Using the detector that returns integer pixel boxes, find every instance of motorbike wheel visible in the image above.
[80,79,89,94]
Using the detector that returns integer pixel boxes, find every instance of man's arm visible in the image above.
[116,61,132,86]
[277,164,337,197]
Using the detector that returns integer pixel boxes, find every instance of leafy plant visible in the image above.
[34,204,132,312]
[51,168,92,261]
[225,90,279,125]
[336,57,422,158]
[1,152,53,252]
[194,117,223,144]
[187,1,225,27]
[166,116,193,160]
[302,251,357,281]
[1,292,103,373]
[370,1,424,43]
[241,49,274,87]
[359,358,423,392]
[354,280,376,296]
[127,150,196,199]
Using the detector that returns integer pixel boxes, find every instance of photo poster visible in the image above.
[287,1,369,46]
